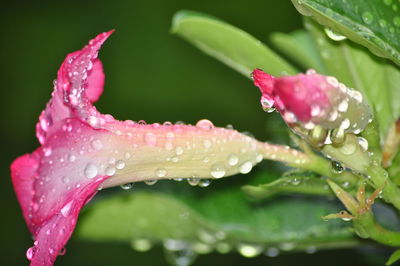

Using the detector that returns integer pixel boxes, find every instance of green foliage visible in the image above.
[77,182,356,251]
[291,0,400,66]
[171,10,297,77]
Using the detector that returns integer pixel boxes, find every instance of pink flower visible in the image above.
[11,32,274,265]
[252,69,372,135]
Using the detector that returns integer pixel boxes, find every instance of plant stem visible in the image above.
[354,212,400,246]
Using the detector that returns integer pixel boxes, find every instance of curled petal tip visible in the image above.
[251,68,274,96]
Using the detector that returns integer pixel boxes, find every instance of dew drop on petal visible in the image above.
[198,179,211,187]
[144,132,157,146]
[26,247,34,260]
[175,146,184,155]
[60,201,73,217]
[115,160,126,170]
[358,137,369,151]
[105,166,116,176]
[239,161,253,174]
[144,179,157,185]
[227,154,239,166]
[91,139,103,150]
[68,154,76,162]
[210,163,226,179]
[120,183,134,190]
[43,147,52,157]
[338,100,349,112]
[156,168,167,178]
[340,118,350,130]
[188,177,200,186]
[84,163,98,179]
[59,248,66,256]
[62,176,70,184]
[196,119,214,130]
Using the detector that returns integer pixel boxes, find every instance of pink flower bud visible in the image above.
[252,69,372,140]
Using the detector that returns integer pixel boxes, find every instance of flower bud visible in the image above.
[252,69,372,144]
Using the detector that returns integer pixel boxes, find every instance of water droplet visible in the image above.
[338,100,348,112]
[327,76,339,87]
[237,244,263,258]
[210,163,226,178]
[358,137,369,151]
[192,242,212,254]
[362,12,374,24]
[196,119,214,130]
[265,247,279,257]
[164,241,197,266]
[203,140,212,149]
[379,19,387,28]
[26,247,35,260]
[120,183,134,190]
[260,96,275,113]
[144,179,157,185]
[187,177,200,186]
[216,243,231,254]
[331,161,344,174]
[62,176,70,184]
[324,28,347,41]
[175,146,184,155]
[279,242,296,251]
[91,139,103,150]
[198,179,211,187]
[43,147,52,157]
[340,118,350,130]
[239,161,253,174]
[105,166,116,176]
[61,201,73,217]
[68,154,76,162]
[115,160,126,170]
[156,168,167,178]
[311,105,321,117]
[84,163,98,179]
[88,116,99,127]
[144,132,157,146]
[340,142,357,155]
[283,111,297,123]
[227,154,239,166]
[131,239,152,252]
[59,247,66,256]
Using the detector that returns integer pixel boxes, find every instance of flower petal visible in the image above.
[12,32,276,265]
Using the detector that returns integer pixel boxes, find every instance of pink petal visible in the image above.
[11,32,272,265]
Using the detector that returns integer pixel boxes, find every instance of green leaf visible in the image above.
[386,249,400,265]
[270,30,326,73]
[292,0,400,66]
[242,171,333,200]
[76,181,357,252]
[171,10,298,77]
[305,19,399,138]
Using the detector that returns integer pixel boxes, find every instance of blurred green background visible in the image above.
[0,0,382,265]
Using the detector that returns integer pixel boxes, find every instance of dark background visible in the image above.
[0,0,381,265]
